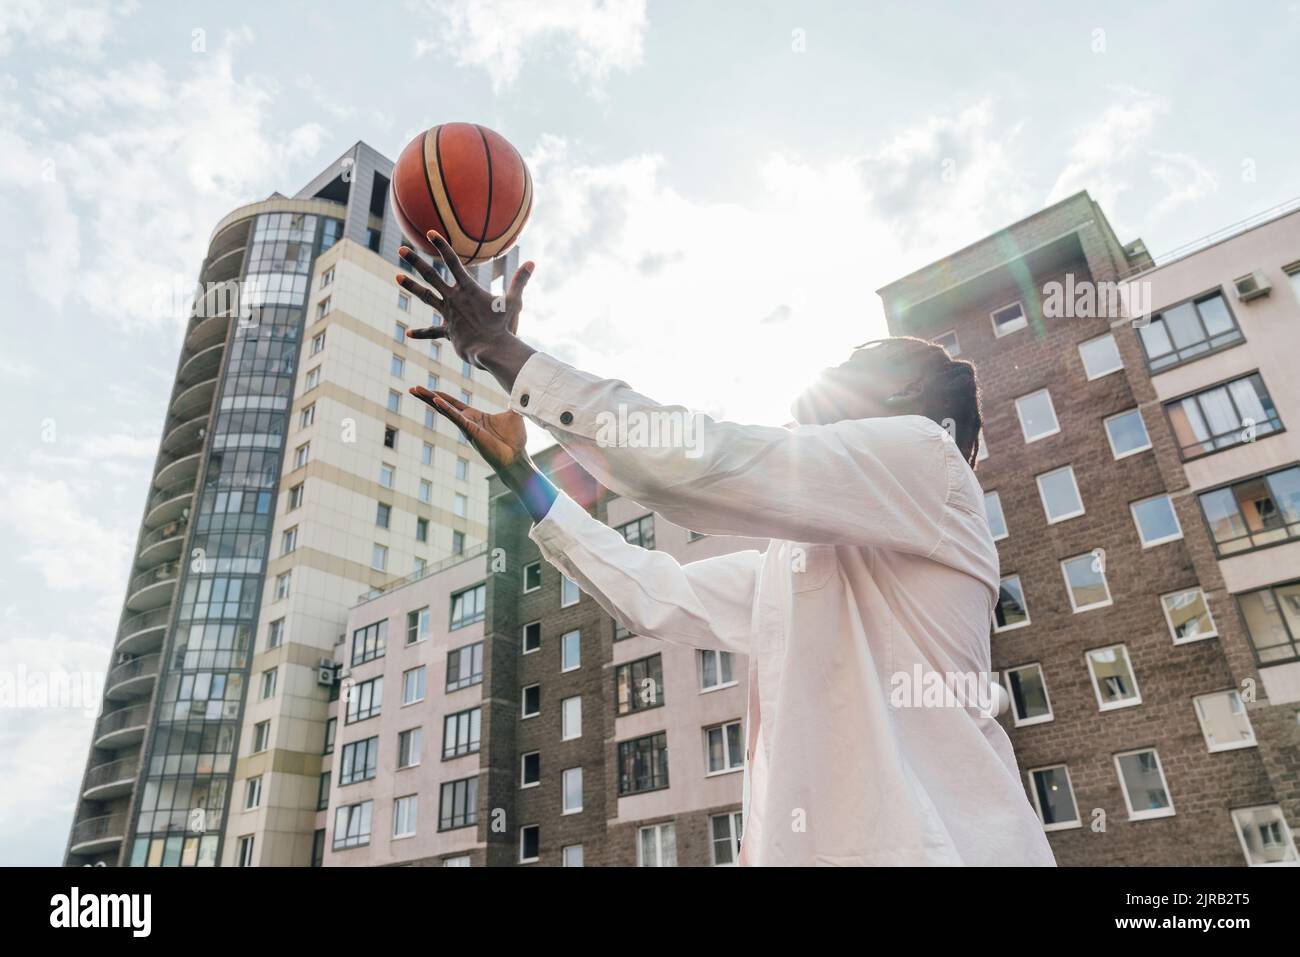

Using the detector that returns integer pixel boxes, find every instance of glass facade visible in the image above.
[127,212,342,867]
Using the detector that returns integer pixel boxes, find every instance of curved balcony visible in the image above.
[125,562,179,612]
[105,654,161,702]
[200,245,246,286]
[144,478,195,529]
[69,813,128,856]
[153,452,201,496]
[171,376,218,422]
[82,758,139,801]
[94,705,151,750]
[185,311,231,353]
[117,608,170,654]
[178,342,225,388]
[161,415,208,458]
[137,518,187,568]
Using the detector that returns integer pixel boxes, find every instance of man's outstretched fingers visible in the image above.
[406,324,450,340]
[395,273,445,310]
[426,231,473,285]
[398,245,452,297]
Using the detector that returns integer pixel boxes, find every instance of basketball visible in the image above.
[390,122,533,266]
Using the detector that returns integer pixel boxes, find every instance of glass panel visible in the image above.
[1008,667,1050,721]
[1162,589,1214,641]
[1088,646,1137,705]
[1195,691,1253,749]
[1196,294,1234,336]
[1117,751,1171,814]
[1033,767,1078,826]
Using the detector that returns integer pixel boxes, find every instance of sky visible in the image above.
[1,0,1299,865]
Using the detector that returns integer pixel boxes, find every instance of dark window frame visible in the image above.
[1196,463,1300,558]
[617,731,670,796]
[1235,578,1300,666]
[1162,371,1284,462]
[615,654,665,715]
[1137,287,1245,373]
[446,641,484,692]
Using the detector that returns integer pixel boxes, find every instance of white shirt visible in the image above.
[512,353,1057,867]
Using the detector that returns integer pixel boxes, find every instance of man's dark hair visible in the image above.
[857,337,984,468]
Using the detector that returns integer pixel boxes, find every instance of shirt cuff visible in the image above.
[508,351,591,437]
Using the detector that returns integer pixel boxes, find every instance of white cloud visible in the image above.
[413,0,647,92]
[1148,150,1218,218]
[0,0,133,58]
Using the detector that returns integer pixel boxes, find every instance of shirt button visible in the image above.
[560,411,574,426]
[520,394,530,408]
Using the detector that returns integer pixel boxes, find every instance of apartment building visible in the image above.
[322,447,756,866]
[66,141,516,867]
[877,191,1299,866]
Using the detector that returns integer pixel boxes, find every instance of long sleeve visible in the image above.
[510,352,955,553]
[530,492,761,655]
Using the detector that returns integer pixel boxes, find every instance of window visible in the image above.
[561,629,581,672]
[1061,552,1112,612]
[439,778,478,831]
[429,341,441,361]
[425,407,436,431]
[1004,664,1053,727]
[333,800,373,850]
[1193,690,1255,752]
[1166,373,1282,460]
[310,331,325,355]
[317,772,330,811]
[1237,580,1300,664]
[412,556,426,575]
[244,776,262,809]
[320,266,334,287]
[522,561,541,593]
[705,720,743,774]
[511,622,539,659]
[402,666,426,705]
[237,835,254,867]
[562,845,584,867]
[443,707,481,759]
[452,530,465,554]
[274,572,291,600]
[560,575,580,608]
[384,426,399,450]
[991,300,1027,337]
[406,606,429,644]
[562,767,583,814]
[345,676,383,723]
[260,667,277,699]
[387,390,402,414]
[698,649,734,691]
[994,575,1030,632]
[267,618,284,650]
[455,457,469,481]
[253,720,270,753]
[1015,389,1060,443]
[351,619,387,666]
[390,354,405,379]
[393,795,417,838]
[415,517,428,542]
[1290,263,1300,301]
[1104,408,1152,459]
[444,855,470,867]
[1198,466,1300,556]
[1114,748,1174,820]
[300,403,316,427]
[371,543,388,571]
[637,822,677,866]
[394,321,407,342]
[1138,291,1242,371]
[397,728,422,769]
[1078,332,1123,379]
[339,737,379,785]
[461,359,473,378]
[1086,644,1140,710]
[375,502,391,529]
[379,463,395,488]
[453,493,467,518]
[934,329,960,357]
[614,620,632,641]
[1131,494,1183,547]
[617,654,664,714]
[561,695,581,740]
[1231,805,1299,866]
[417,479,431,504]
[1036,466,1085,523]
[397,291,410,312]
[520,751,541,789]
[293,443,309,469]
[519,825,540,864]
[1160,588,1217,644]
[446,642,483,690]
[983,491,1008,541]
[316,297,331,321]
[711,812,744,866]
[522,684,541,718]
[288,483,304,510]
[323,717,336,755]
[450,583,485,629]
[618,732,669,795]
[1027,765,1080,831]
[616,514,655,549]
[304,366,321,390]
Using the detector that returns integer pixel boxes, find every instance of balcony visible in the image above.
[137,518,187,568]
[154,450,202,491]
[177,342,225,390]
[94,705,151,750]
[68,813,128,856]
[82,758,139,801]
[143,478,195,529]
[171,376,218,422]
[125,562,179,612]
[105,654,161,702]
[161,415,208,458]
[117,608,170,654]
[185,310,232,353]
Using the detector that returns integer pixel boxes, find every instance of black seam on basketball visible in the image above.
[432,125,467,242]
[473,124,493,263]
[484,136,530,245]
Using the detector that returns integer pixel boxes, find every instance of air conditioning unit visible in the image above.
[1233,271,1271,302]
[317,659,341,687]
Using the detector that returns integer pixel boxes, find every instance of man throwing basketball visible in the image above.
[396,232,1056,867]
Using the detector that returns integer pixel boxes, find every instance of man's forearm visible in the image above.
[477,333,537,394]
[502,457,559,524]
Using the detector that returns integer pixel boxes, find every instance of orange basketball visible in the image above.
[390,122,533,266]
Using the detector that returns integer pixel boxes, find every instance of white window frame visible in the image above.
[1113,747,1176,821]
[991,300,1028,338]
[561,695,582,741]
[397,727,422,769]
[560,575,580,608]
[1015,388,1061,443]
[402,666,426,706]
[1078,332,1124,380]
[1085,643,1141,711]
[1060,552,1113,613]
[933,329,960,357]
[520,752,540,789]
[983,490,1008,542]
[245,775,262,810]
[993,574,1031,633]
[1159,587,1218,645]
[521,620,541,656]
[710,811,744,866]
[393,795,418,838]
[704,720,744,776]
[562,844,584,867]
[1003,663,1054,727]
[1130,494,1183,548]
[518,825,540,864]
[561,767,583,815]
[253,720,271,752]
[1103,407,1152,460]
[522,561,541,594]
[1231,805,1300,867]
[1192,689,1256,753]
[521,684,540,719]
[1027,763,1082,832]
[698,649,737,692]
[560,629,581,673]
[1035,465,1085,524]
[637,822,677,867]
